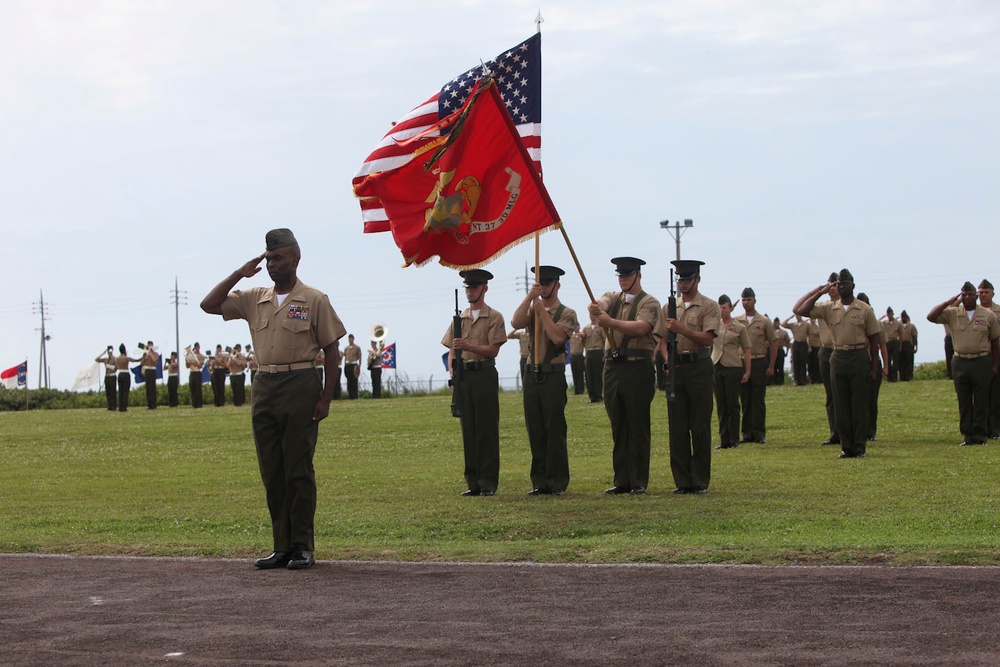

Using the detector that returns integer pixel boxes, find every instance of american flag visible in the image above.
[354,33,542,234]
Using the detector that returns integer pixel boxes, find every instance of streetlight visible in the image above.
[659,219,694,261]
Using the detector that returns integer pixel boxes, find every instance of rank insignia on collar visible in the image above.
[287,305,310,321]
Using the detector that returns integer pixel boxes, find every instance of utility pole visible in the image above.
[515,262,532,295]
[659,219,694,261]
[171,277,187,369]
[33,290,52,388]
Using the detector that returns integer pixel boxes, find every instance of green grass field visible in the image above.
[1,380,997,565]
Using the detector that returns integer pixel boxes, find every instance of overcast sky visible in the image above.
[2,1,998,391]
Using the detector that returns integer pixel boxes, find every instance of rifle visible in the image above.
[449,289,463,418]
[665,268,677,403]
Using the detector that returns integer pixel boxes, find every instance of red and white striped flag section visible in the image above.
[354,33,541,234]
[353,80,560,269]
[1,361,27,389]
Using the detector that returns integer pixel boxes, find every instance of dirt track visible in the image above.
[2,554,998,666]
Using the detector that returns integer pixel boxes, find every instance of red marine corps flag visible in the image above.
[355,33,542,234]
[353,79,560,269]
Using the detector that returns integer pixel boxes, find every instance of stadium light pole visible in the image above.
[659,219,694,261]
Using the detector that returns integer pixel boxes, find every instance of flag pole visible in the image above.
[532,10,543,367]
[558,223,618,351]
[532,233,542,368]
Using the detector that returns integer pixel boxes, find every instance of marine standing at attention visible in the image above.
[660,260,719,495]
[734,288,778,444]
[166,352,180,408]
[583,321,606,403]
[897,311,918,382]
[186,343,206,409]
[589,257,660,495]
[211,344,229,407]
[140,341,159,410]
[781,314,810,386]
[201,228,345,570]
[927,281,1000,446]
[228,343,248,407]
[569,325,586,395]
[712,295,750,451]
[976,279,1000,439]
[343,334,362,400]
[367,340,384,398]
[881,307,902,382]
[511,265,577,496]
[442,269,507,497]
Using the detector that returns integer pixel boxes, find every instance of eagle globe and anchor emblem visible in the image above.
[422,166,524,244]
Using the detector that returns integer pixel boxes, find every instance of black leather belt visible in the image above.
[605,349,653,360]
[675,349,711,364]
[525,363,565,373]
[462,359,496,371]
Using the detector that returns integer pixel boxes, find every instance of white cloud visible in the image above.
[0,0,284,118]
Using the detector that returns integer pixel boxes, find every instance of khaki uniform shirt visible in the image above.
[899,323,917,346]
[713,319,750,367]
[525,302,578,364]
[598,290,661,354]
[583,325,605,351]
[668,292,720,354]
[810,299,881,347]
[515,331,530,357]
[816,317,834,348]
[883,319,902,342]
[786,320,809,343]
[734,313,777,358]
[776,328,791,350]
[367,347,383,369]
[569,331,584,356]
[441,304,508,362]
[934,305,1000,355]
[806,323,821,349]
[212,352,229,370]
[228,352,248,374]
[343,343,362,364]
[185,351,205,372]
[220,278,346,366]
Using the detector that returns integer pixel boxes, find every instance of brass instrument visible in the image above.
[369,322,388,342]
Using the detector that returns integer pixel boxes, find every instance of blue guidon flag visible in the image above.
[380,343,397,369]
[355,33,542,234]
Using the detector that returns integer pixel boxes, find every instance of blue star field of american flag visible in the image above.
[355,33,542,233]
